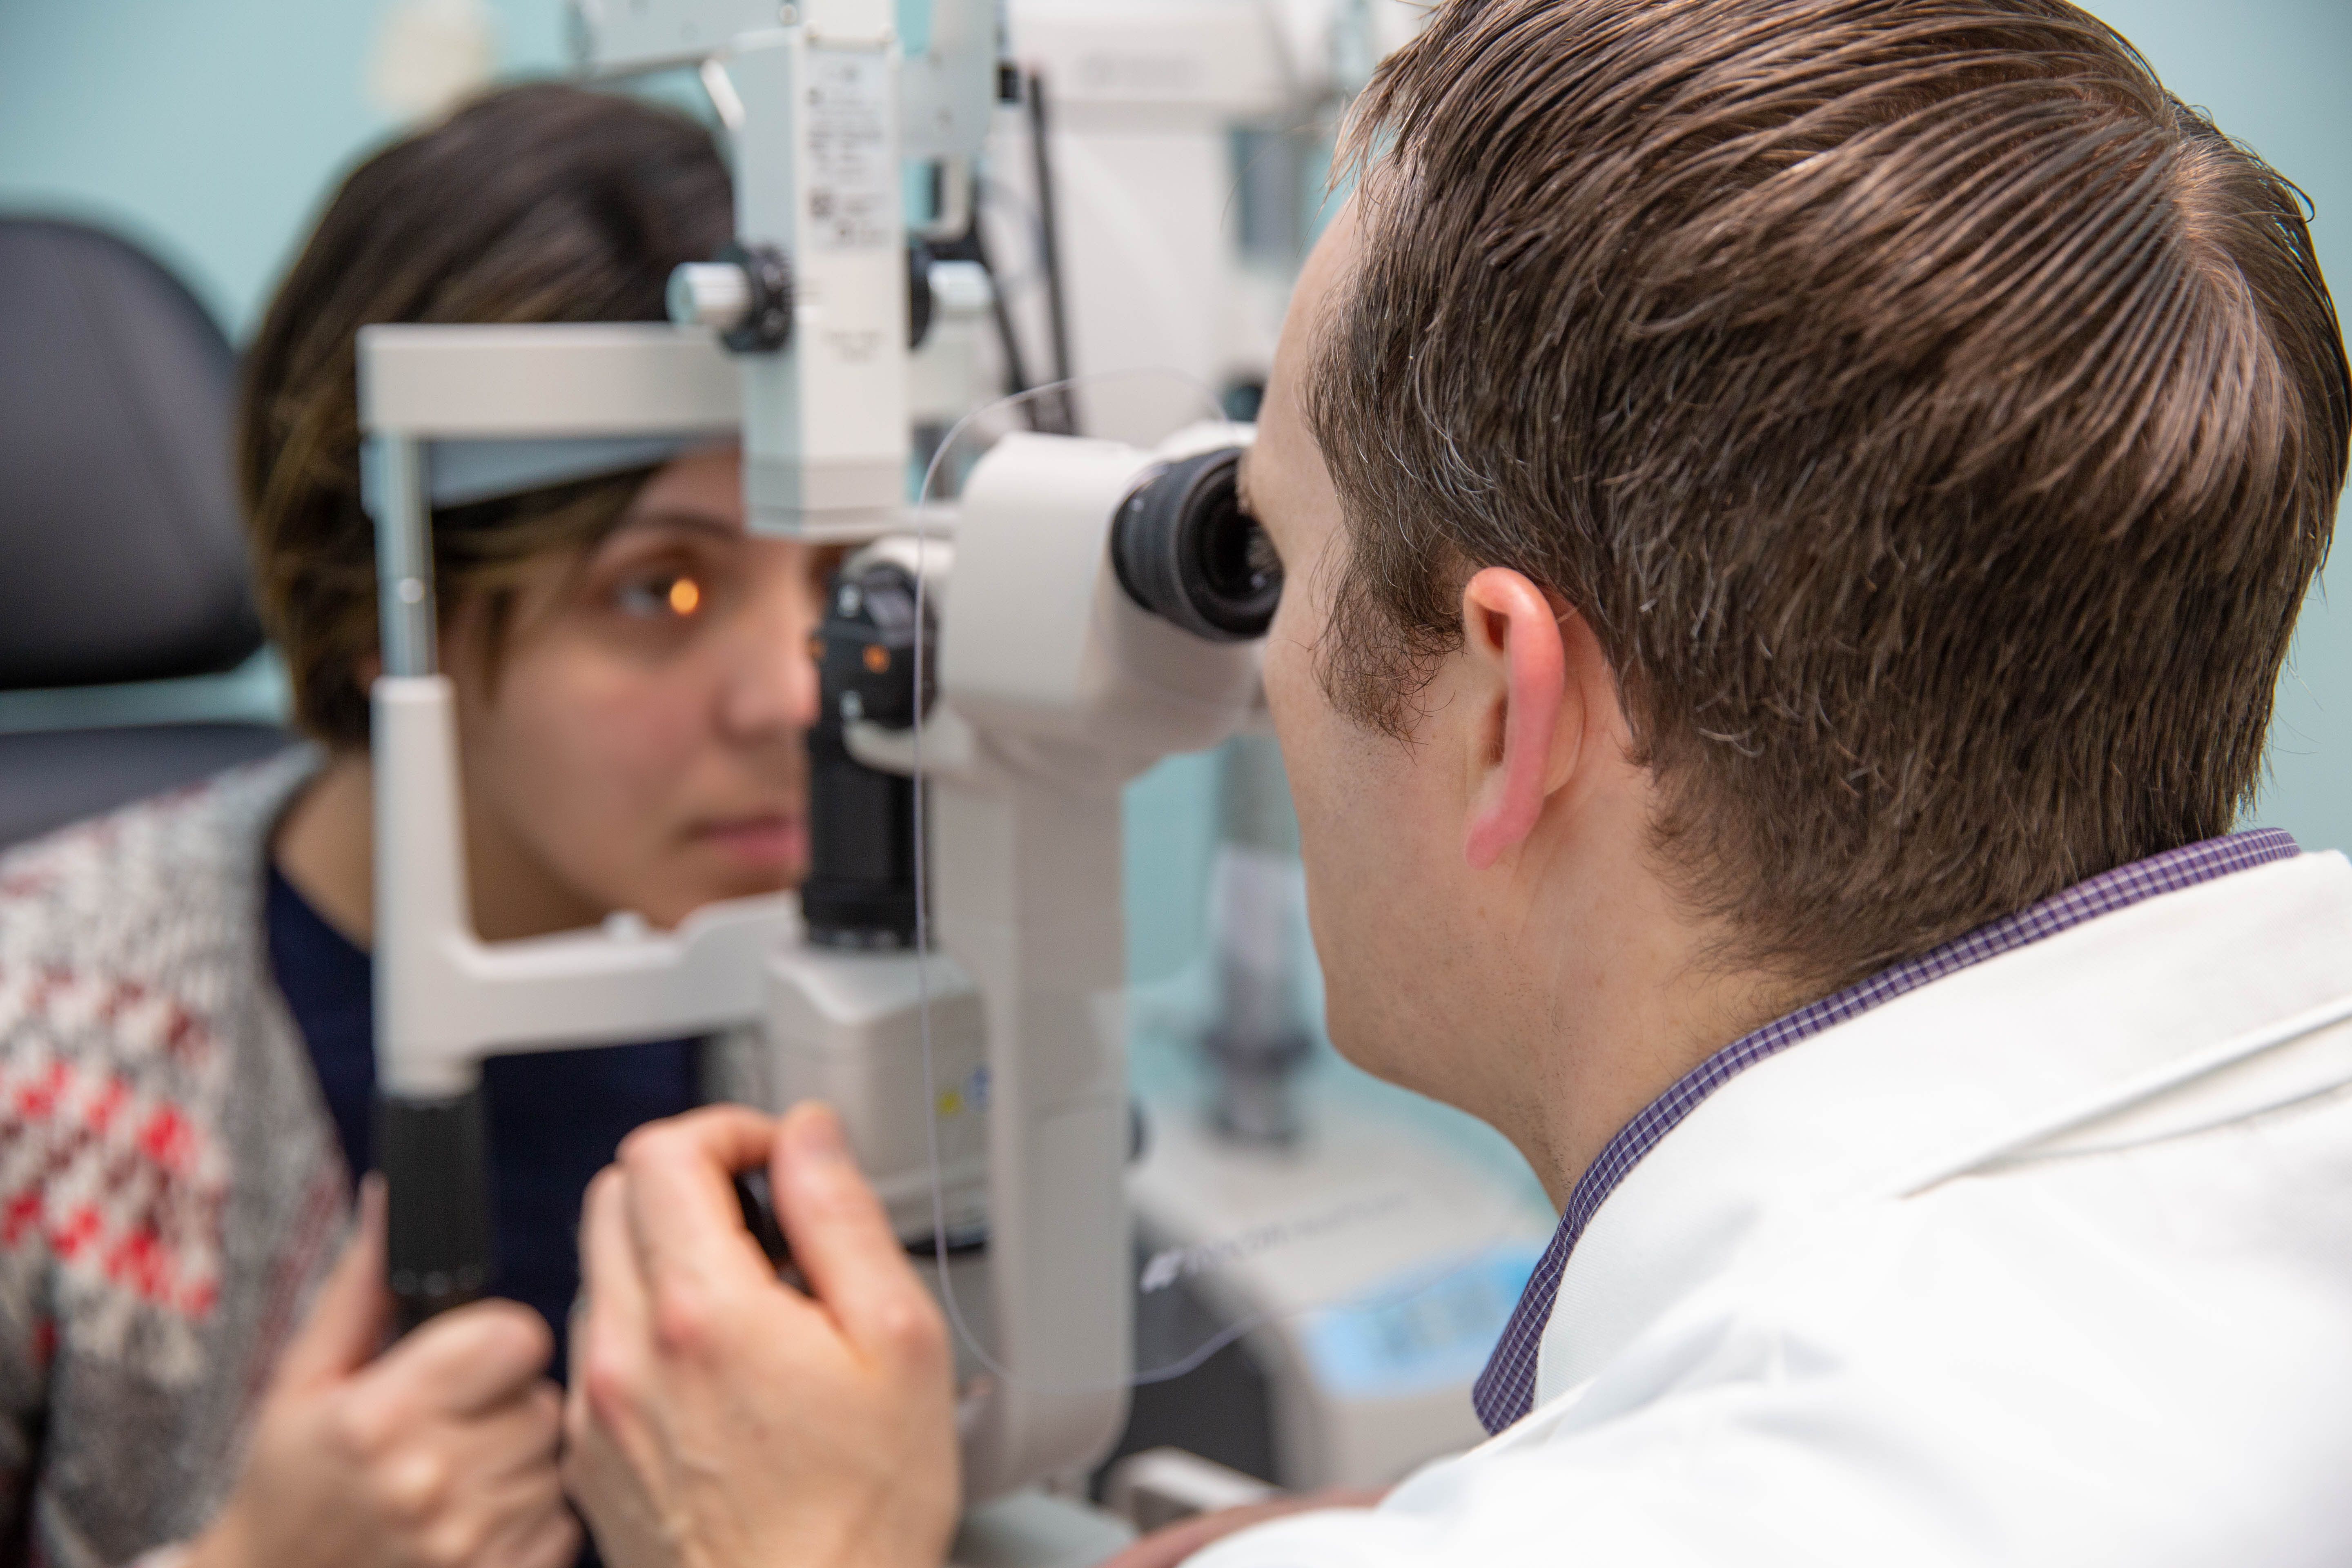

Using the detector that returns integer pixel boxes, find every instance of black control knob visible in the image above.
[667,242,795,354]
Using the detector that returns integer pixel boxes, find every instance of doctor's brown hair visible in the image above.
[240,85,731,748]
[1310,0,2350,989]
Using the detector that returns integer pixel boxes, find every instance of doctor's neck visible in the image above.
[1454,757,1813,1213]
[1306,570,1817,1214]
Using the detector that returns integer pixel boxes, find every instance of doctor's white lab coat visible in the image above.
[1199,849,2352,1566]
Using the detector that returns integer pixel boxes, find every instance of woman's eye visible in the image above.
[617,573,704,619]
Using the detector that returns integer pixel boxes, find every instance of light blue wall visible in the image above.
[0,0,573,339]
[2079,0,2352,853]
[0,2,2345,968]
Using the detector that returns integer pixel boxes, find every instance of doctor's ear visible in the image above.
[1459,568,1594,871]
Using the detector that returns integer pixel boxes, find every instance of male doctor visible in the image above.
[550,0,2352,1564]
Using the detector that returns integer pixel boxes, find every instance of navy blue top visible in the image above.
[265,866,703,1375]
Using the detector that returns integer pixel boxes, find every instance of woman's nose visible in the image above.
[717,570,822,740]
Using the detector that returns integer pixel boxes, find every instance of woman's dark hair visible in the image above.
[239,84,733,747]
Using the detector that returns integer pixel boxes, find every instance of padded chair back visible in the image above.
[0,217,286,848]
[0,216,264,685]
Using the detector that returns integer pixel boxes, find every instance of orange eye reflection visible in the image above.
[667,577,702,616]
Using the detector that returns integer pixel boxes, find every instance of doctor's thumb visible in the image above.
[771,1103,924,1331]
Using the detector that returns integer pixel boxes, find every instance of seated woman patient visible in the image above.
[0,85,828,1568]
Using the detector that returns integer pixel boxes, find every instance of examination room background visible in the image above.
[1,0,2348,991]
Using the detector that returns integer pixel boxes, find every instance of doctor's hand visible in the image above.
[563,1103,960,1568]
[188,1177,577,1568]
[1101,1490,1390,1568]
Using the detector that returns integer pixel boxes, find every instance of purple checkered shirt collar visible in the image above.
[1470,827,2302,1434]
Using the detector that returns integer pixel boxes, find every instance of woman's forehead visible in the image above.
[627,445,747,531]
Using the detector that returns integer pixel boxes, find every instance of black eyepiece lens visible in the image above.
[1111,446,1281,642]
[1194,488,1278,604]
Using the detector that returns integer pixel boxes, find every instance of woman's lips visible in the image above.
[694,814,808,872]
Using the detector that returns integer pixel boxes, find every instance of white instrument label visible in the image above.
[804,47,893,252]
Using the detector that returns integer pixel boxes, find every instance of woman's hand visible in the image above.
[561,1103,959,1568]
[188,1179,577,1568]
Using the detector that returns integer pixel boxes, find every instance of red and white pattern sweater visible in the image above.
[0,751,349,1568]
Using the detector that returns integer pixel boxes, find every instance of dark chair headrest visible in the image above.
[0,217,263,690]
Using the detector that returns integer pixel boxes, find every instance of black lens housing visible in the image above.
[802,560,931,948]
[1111,446,1279,642]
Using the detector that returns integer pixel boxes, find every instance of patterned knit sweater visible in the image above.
[0,751,349,1568]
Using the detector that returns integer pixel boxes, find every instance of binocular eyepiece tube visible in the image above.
[1111,446,1280,643]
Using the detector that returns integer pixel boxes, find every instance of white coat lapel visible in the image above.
[1535,849,2352,1405]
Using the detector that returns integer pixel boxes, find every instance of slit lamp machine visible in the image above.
[356,0,1279,1548]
